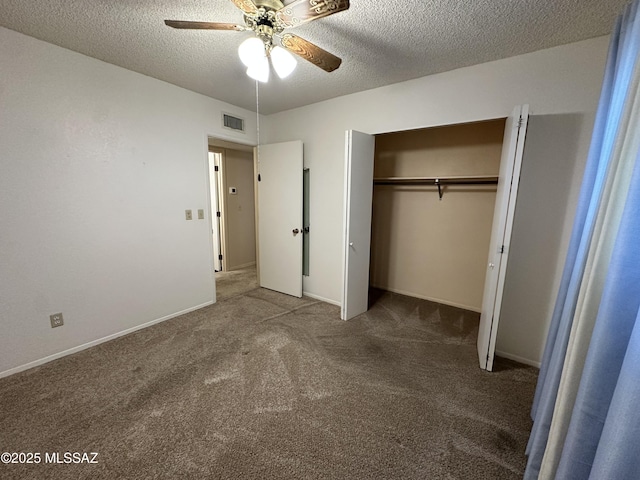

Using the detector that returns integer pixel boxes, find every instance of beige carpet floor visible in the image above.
[215,266,258,300]
[0,288,536,479]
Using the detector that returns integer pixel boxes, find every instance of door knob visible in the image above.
[292,228,300,235]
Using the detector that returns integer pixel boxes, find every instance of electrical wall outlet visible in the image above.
[50,313,64,328]
[197,209,204,220]
[185,209,192,220]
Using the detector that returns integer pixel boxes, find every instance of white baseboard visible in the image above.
[370,284,481,313]
[0,301,214,379]
[495,350,541,368]
[302,291,341,307]
[227,261,256,271]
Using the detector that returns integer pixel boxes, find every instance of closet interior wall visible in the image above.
[370,119,506,312]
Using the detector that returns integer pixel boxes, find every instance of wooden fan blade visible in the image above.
[280,33,342,72]
[164,20,245,31]
[230,0,257,14]
[276,0,349,28]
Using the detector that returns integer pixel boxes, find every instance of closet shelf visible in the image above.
[373,175,499,200]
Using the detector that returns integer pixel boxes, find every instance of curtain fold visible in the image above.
[525,1,640,478]
[555,145,640,479]
[589,308,640,479]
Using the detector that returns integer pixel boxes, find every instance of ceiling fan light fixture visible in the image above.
[271,46,297,79]
[166,0,350,79]
[246,54,270,83]
[238,37,265,67]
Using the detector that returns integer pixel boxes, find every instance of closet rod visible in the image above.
[373,175,498,185]
[373,175,499,200]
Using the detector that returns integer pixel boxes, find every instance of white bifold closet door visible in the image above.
[341,130,375,320]
[257,140,304,298]
[477,105,530,371]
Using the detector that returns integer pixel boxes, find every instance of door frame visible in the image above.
[208,150,224,272]
[209,148,228,271]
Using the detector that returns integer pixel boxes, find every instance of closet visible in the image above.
[369,119,506,313]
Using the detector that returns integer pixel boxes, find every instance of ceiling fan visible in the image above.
[165,0,350,79]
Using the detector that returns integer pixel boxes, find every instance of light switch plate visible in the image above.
[185,209,192,220]
[198,209,204,220]
[229,187,237,195]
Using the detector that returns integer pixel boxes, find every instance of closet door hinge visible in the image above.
[216,211,221,218]
[218,254,223,261]
[499,245,505,254]
[214,165,219,172]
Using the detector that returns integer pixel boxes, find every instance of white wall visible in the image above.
[0,27,257,376]
[262,36,610,365]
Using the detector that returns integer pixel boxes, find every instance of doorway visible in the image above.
[207,137,258,300]
[207,137,308,301]
[369,119,506,312]
[342,106,529,371]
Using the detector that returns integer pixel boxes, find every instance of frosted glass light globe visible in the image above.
[271,46,297,79]
[238,37,265,67]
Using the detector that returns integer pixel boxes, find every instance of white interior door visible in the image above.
[477,105,530,371]
[257,140,303,297]
[341,130,375,320]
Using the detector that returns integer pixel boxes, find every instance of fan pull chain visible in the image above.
[256,80,261,179]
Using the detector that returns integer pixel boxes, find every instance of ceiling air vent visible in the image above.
[223,113,245,132]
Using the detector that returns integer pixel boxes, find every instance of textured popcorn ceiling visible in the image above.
[0,0,628,114]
